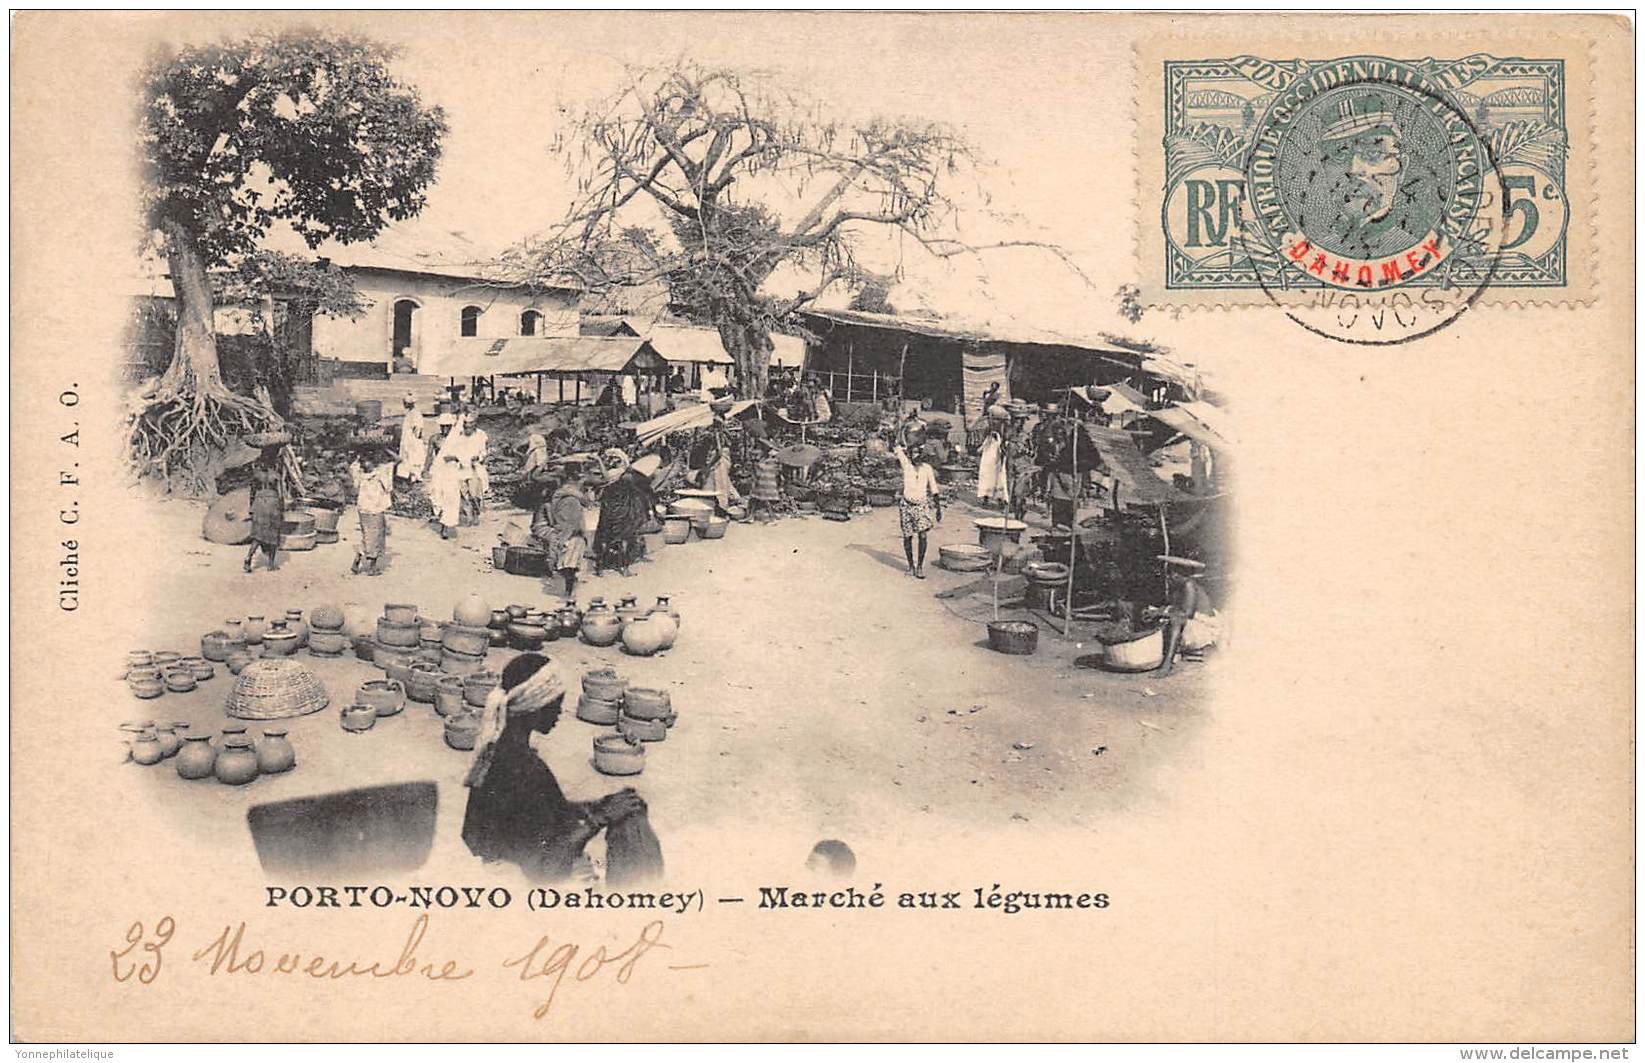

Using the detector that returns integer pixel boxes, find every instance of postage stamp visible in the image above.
[1135,23,1605,320]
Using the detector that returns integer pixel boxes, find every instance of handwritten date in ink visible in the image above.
[111,916,174,984]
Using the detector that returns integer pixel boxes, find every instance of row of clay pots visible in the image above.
[126,655,216,699]
[577,596,681,655]
[123,720,294,784]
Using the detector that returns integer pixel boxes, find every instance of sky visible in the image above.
[345,12,1140,339]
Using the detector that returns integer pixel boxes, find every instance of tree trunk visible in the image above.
[160,218,225,394]
[717,319,773,399]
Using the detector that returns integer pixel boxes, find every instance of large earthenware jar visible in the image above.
[556,606,583,639]
[243,615,268,646]
[621,615,667,657]
[130,731,165,766]
[153,724,182,758]
[255,728,296,774]
[508,618,549,651]
[222,619,245,643]
[647,598,680,650]
[284,609,309,648]
[453,594,492,629]
[214,736,260,785]
[260,620,300,658]
[581,611,623,647]
[174,734,216,779]
[615,595,643,627]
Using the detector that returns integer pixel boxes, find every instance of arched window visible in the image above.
[460,305,483,337]
[520,309,543,336]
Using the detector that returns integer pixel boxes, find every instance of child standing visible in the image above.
[350,449,394,576]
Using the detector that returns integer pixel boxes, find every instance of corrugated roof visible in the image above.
[418,336,668,378]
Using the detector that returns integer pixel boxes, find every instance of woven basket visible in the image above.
[225,659,330,720]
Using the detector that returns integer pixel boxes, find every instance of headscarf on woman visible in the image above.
[461,654,663,884]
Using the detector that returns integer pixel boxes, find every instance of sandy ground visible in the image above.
[117,489,1209,883]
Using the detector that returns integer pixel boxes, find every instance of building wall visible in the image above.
[310,267,580,372]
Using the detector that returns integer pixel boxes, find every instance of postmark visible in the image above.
[1136,39,1592,319]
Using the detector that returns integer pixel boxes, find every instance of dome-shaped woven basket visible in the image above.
[225,658,331,720]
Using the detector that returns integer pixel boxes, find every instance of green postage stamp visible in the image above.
[1135,24,1608,320]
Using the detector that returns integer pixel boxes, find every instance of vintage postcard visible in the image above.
[9,10,1635,1044]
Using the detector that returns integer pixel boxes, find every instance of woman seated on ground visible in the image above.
[461,653,663,885]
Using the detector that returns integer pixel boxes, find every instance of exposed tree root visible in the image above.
[126,369,278,497]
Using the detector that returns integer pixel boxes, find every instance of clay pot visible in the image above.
[311,508,341,535]
[284,609,309,647]
[441,623,491,657]
[592,734,645,776]
[200,632,233,661]
[444,712,482,751]
[489,608,510,629]
[405,662,444,704]
[434,676,466,717]
[644,605,677,654]
[616,595,642,625]
[164,669,197,693]
[662,516,692,544]
[153,725,182,758]
[225,650,255,675]
[184,657,215,681]
[419,618,445,645]
[357,679,406,717]
[582,669,628,702]
[310,604,345,632]
[618,713,669,743]
[505,603,529,620]
[174,734,216,779]
[621,616,668,657]
[576,694,622,725]
[222,619,244,643]
[127,650,155,671]
[340,704,377,733]
[463,671,500,708]
[218,723,248,748]
[415,645,444,666]
[701,515,730,540]
[353,636,377,663]
[260,620,300,658]
[153,651,182,668]
[307,629,350,657]
[581,612,623,647]
[244,616,268,645]
[256,729,297,774]
[555,607,583,638]
[508,620,549,651]
[130,731,165,766]
[453,595,492,628]
[376,617,420,648]
[440,646,487,677]
[622,687,674,721]
[128,671,165,699]
[214,736,260,785]
[383,603,418,625]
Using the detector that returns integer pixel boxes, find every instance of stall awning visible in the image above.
[1147,400,1237,451]
[634,399,760,446]
[646,324,734,366]
[418,336,668,378]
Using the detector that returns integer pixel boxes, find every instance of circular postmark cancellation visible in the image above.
[1235,57,1508,344]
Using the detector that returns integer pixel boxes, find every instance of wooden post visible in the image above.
[872,371,879,402]
[1064,424,1079,638]
[558,375,565,403]
[536,372,543,402]
[846,343,854,404]
[575,375,582,405]
[897,342,909,413]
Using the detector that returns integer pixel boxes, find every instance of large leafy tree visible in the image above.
[134,30,446,489]
[505,63,982,398]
